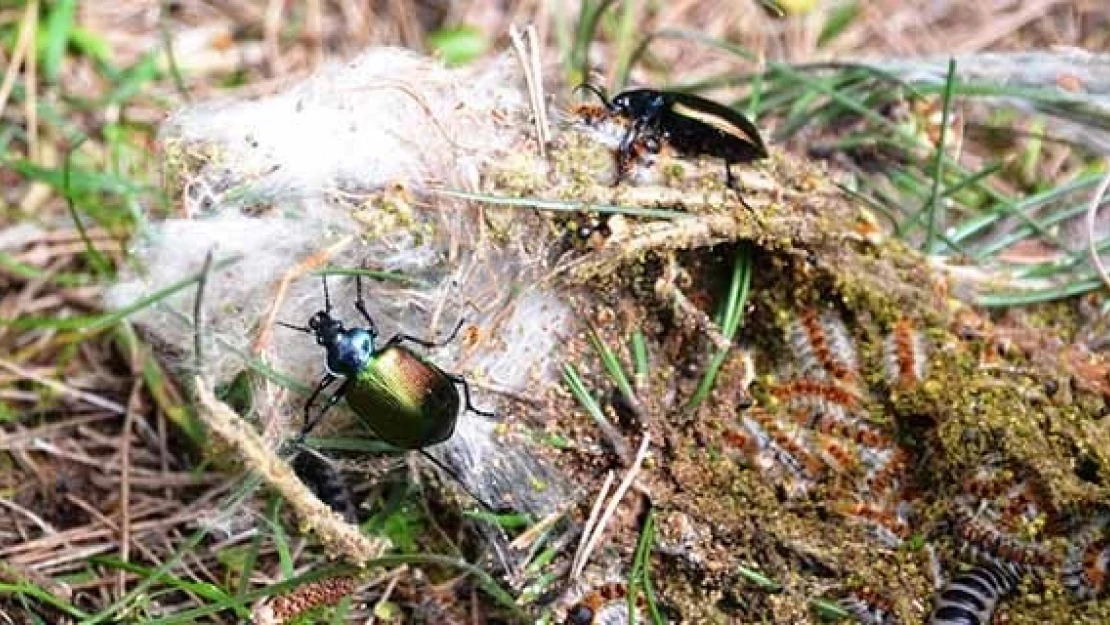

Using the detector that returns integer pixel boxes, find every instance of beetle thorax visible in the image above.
[324,328,376,377]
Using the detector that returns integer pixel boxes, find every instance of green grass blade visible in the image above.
[687,245,752,411]
[588,328,636,408]
[736,564,782,591]
[314,266,430,287]
[630,330,649,386]
[627,507,665,624]
[563,363,627,457]
[0,583,88,619]
[922,59,956,254]
[42,0,78,83]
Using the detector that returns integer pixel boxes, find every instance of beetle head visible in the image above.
[307,310,345,347]
[612,90,664,119]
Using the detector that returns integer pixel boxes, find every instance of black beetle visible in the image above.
[576,84,768,189]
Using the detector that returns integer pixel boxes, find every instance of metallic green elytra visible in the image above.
[281,275,493,450]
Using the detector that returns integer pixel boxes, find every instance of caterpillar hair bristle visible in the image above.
[863,448,909,501]
[831,499,910,548]
[798,408,893,451]
[815,434,863,476]
[742,409,825,481]
[721,427,758,456]
[771,379,862,410]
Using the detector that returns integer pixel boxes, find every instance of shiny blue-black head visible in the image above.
[611,89,666,120]
[305,311,376,377]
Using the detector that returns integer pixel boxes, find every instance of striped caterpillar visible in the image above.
[926,563,1019,625]
[883,318,928,390]
[950,498,1057,572]
[788,309,861,385]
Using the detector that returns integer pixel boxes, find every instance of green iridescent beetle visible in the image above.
[281,275,493,450]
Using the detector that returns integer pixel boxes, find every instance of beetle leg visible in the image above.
[446,372,495,417]
[384,318,465,350]
[352,274,379,336]
[299,374,347,441]
[612,123,638,186]
[724,161,754,210]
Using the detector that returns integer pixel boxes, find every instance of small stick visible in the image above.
[571,471,615,577]
[655,256,732,351]
[509,24,550,158]
[572,434,651,579]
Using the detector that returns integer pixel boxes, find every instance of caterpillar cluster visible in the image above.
[1061,514,1110,601]
[946,465,1110,619]
[722,309,920,546]
[950,466,1058,574]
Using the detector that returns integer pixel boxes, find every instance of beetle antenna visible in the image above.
[322,274,332,314]
[277,321,312,333]
[573,83,612,110]
[417,449,509,514]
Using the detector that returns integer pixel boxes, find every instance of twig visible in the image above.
[117,379,142,596]
[509,24,550,158]
[571,470,615,578]
[655,256,732,351]
[571,434,651,579]
[509,507,568,551]
[0,497,56,536]
[1086,162,1110,294]
[193,379,388,563]
[367,565,407,625]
